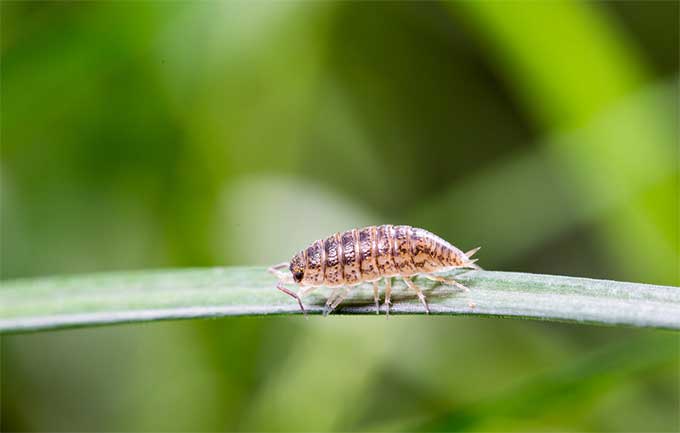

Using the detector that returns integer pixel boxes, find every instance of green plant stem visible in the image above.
[1,267,678,333]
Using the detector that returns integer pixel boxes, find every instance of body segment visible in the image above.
[358,227,379,280]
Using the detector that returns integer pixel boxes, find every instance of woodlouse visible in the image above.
[268,224,480,316]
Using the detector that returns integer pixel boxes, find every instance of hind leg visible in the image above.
[403,277,430,314]
[425,275,470,292]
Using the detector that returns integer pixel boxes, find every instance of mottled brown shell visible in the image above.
[290,225,470,287]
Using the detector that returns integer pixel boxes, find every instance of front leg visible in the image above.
[276,281,307,315]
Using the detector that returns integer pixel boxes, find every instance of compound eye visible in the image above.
[293,271,304,282]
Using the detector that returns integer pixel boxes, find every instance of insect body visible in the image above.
[269,225,480,316]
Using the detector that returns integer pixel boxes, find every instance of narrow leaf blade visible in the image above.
[1,268,678,333]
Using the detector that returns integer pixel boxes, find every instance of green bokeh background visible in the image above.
[1,1,678,431]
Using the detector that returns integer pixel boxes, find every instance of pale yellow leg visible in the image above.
[383,277,392,317]
[276,282,306,315]
[324,287,343,316]
[329,287,352,311]
[372,281,380,315]
[298,285,319,297]
[403,277,430,314]
[425,275,470,292]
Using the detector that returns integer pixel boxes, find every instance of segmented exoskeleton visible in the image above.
[269,225,480,316]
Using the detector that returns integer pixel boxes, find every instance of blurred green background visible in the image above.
[1,1,678,431]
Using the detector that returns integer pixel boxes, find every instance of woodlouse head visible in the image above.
[289,252,305,283]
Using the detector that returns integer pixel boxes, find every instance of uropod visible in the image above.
[269,225,481,316]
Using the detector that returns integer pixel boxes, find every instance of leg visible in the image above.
[268,262,293,282]
[372,281,380,315]
[453,269,475,279]
[324,287,344,316]
[268,262,289,272]
[403,277,430,314]
[383,277,392,317]
[325,286,352,316]
[452,263,480,278]
[276,281,306,316]
[425,275,470,292]
[298,285,319,297]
